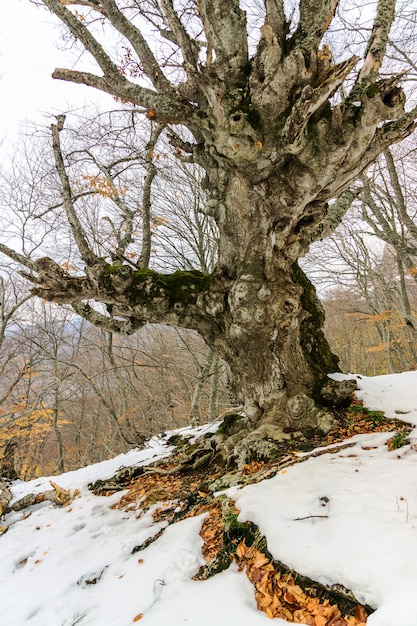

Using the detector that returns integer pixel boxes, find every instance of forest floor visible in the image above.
[1,371,417,625]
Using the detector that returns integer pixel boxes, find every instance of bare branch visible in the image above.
[100,0,175,96]
[383,147,417,241]
[51,120,99,266]
[0,244,37,272]
[72,302,140,334]
[42,0,123,79]
[139,124,164,268]
[357,0,396,85]
[52,69,191,123]
[160,0,199,71]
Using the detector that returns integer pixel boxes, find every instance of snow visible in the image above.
[1,372,417,625]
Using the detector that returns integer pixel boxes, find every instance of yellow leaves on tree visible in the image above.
[151,215,169,232]
[345,310,394,323]
[365,344,385,354]
[0,404,68,480]
[0,407,54,447]
[60,261,78,273]
[80,175,127,199]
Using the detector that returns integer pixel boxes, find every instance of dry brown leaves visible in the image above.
[326,403,407,445]
[235,541,367,626]
[188,500,224,562]
[242,460,266,475]
[115,472,183,512]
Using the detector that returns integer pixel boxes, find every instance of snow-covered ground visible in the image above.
[1,372,417,626]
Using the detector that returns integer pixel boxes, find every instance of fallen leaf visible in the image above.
[355,606,368,622]
[133,613,143,622]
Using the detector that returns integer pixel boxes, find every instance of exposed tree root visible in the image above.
[0,480,13,517]
[6,481,79,513]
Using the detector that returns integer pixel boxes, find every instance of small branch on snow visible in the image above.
[294,514,329,521]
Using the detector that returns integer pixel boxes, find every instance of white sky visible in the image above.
[0,0,112,150]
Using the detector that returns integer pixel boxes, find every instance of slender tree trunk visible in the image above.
[209,352,221,421]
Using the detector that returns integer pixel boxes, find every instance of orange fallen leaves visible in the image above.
[242,461,265,475]
[235,541,367,625]
[193,501,224,563]
[133,613,143,622]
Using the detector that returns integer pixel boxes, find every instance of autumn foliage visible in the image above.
[235,541,367,625]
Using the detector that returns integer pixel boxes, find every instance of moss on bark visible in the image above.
[102,267,214,306]
[292,262,340,386]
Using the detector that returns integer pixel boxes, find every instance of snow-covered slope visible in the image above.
[1,373,417,626]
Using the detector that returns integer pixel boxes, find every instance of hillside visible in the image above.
[1,372,417,626]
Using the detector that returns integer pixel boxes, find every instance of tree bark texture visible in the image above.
[8,0,417,428]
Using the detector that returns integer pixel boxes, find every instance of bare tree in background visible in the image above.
[306,137,417,375]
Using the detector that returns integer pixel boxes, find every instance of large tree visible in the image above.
[3,0,417,449]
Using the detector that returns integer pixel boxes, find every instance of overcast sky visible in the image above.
[0,0,112,151]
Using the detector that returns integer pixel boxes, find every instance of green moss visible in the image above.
[217,413,244,436]
[196,549,233,579]
[302,425,325,439]
[166,433,189,447]
[129,268,213,306]
[184,443,199,456]
[104,264,124,274]
[347,404,390,428]
[388,430,411,450]
[292,262,340,380]
[366,83,379,98]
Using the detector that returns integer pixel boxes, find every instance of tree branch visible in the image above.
[281,56,359,152]
[25,263,221,337]
[51,119,99,266]
[0,244,37,272]
[384,147,417,241]
[366,106,417,161]
[356,0,396,86]
[71,302,140,334]
[196,0,248,77]
[160,0,199,71]
[139,124,164,269]
[317,189,359,240]
[264,0,287,44]
[42,0,122,79]
[100,0,175,96]
[52,69,191,123]
[42,0,192,122]
[299,0,340,42]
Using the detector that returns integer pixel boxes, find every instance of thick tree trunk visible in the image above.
[214,264,341,429]
[194,168,348,430]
